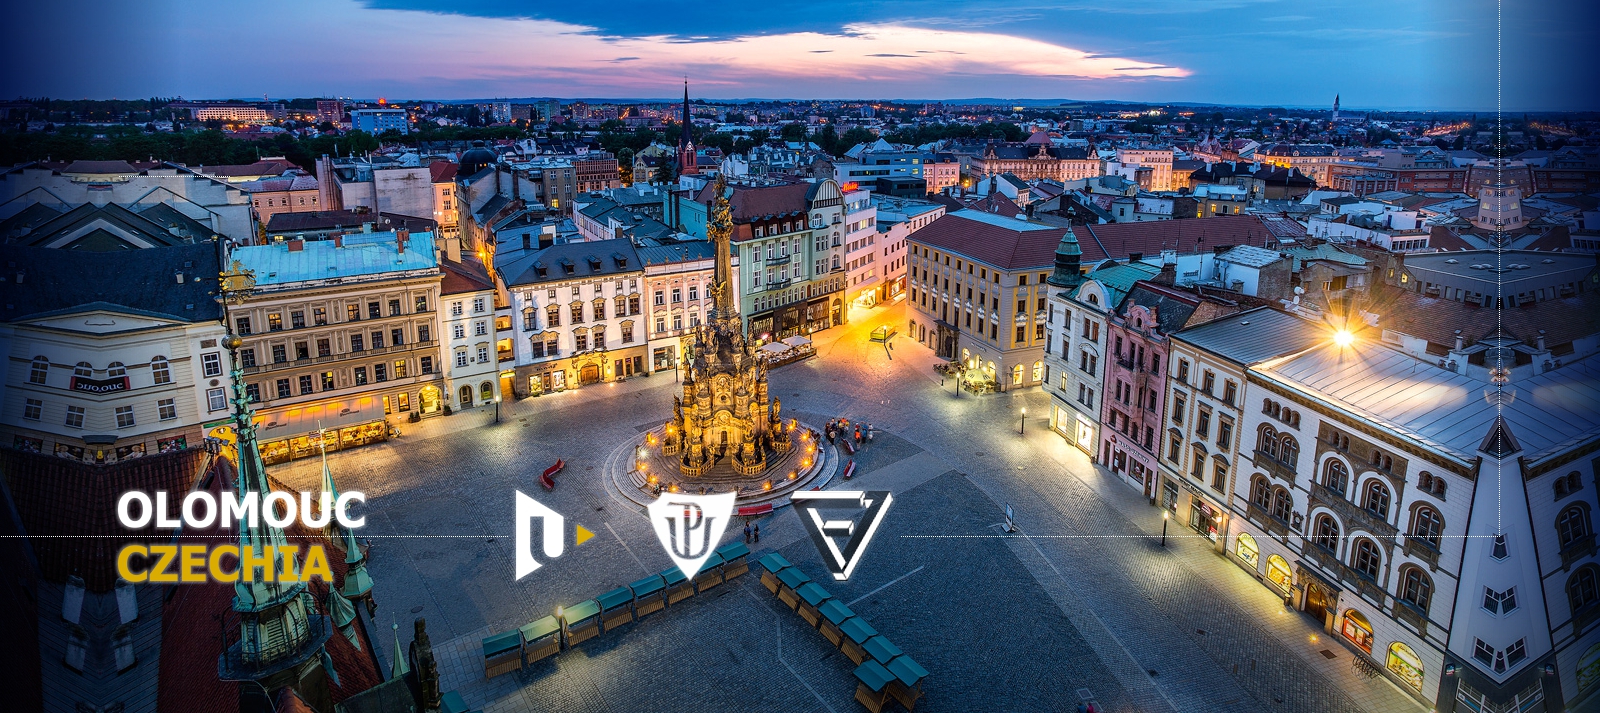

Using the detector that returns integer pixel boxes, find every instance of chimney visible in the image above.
[287,238,304,252]
[174,271,185,284]
[1537,330,1547,351]
[1129,252,1143,263]
[397,228,408,254]
[1153,262,1176,285]
[1454,330,1464,351]
[333,233,344,248]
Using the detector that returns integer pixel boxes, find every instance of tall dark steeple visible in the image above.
[1046,224,1084,288]
[677,81,697,175]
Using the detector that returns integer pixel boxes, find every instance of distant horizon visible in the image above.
[4,0,1595,112]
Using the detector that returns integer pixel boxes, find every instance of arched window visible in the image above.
[1291,412,1301,428]
[1386,642,1425,691]
[1011,363,1024,385]
[1399,565,1432,612]
[1352,538,1382,579]
[1271,487,1293,521]
[151,357,171,385]
[107,362,126,377]
[1266,554,1293,591]
[1411,506,1443,548]
[1557,471,1585,500]
[1279,435,1300,467]
[1362,480,1391,519]
[1570,566,1599,614]
[1340,609,1374,653]
[1262,398,1274,415]
[1558,506,1592,548]
[480,382,494,401]
[459,385,474,405]
[1251,476,1271,509]
[1235,532,1260,566]
[1323,459,1350,495]
[28,357,48,384]
[1258,425,1280,459]
[1313,514,1341,551]
[74,361,93,377]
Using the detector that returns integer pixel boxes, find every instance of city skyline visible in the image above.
[3,0,1595,111]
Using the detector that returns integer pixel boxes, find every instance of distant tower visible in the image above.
[1332,94,1341,122]
[678,81,697,176]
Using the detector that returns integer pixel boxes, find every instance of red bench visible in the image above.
[842,460,857,480]
[737,503,773,517]
[543,459,565,478]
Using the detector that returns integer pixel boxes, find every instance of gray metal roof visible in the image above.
[637,241,714,267]
[1172,307,1328,366]
[1255,341,1600,462]
[1,242,222,323]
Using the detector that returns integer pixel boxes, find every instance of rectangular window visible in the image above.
[456,351,469,367]
[349,304,362,321]
[272,345,287,363]
[594,329,607,350]
[391,328,404,346]
[316,339,331,357]
[354,367,368,385]
[1015,325,1026,343]
[622,325,634,343]
[398,392,410,411]
[321,371,335,391]
[115,405,137,428]
[575,333,588,351]
[1223,380,1238,406]
[276,379,291,398]
[394,360,407,378]
[291,311,305,329]
[65,405,85,428]
[23,398,42,420]
[1212,462,1227,492]
[299,375,314,395]
[374,363,387,382]
[389,299,401,316]
[420,356,433,374]
[416,296,429,312]
[295,342,309,360]
[1196,409,1211,439]
[1168,434,1181,462]
[368,302,381,319]
[236,317,253,335]
[1178,359,1190,383]
[350,333,364,352]
[1202,370,1215,395]
[244,384,260,403]
[313,307,327,325]
[450,301,463,317]
[240,349,257,368]
[1218,418,1234,450]
[206,388,226,411]
[572,304,584,324]
[418,324,430,342]
[371,331,384,349]
[1172,393,1186,424]
[268,313,283,331]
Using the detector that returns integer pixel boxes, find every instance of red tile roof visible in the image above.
[440,255,496,296]
[910,210,1068,270]
[1077,215,1286,263]
[695,181,812,222]
[429,161,458,183]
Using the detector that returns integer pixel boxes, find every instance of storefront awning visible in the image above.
[760,343,791,354]
[781,335,811,348]
[259,397,383,441]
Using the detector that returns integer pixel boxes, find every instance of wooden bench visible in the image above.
[596,586,634,632]
[818,599,855,646]
[758,553,792,594]
[560,599,601,647]
[775,567,810,611]
[692,552,725,594]
[519,615,560,666]
[629,575,666,619]
[795,582,832,628]
[481,629,522,678]
[852,659,896,713]
[885,654,930,710]
[662,567,694,605]
[839,618,879,665]
[715,541,751,580]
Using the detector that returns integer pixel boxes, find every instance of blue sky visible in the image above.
[2,0,1593,110]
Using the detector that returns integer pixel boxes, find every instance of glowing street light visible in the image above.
[1161,511,1170,547]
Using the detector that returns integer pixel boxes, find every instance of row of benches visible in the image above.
[757,553,929,712]
[482,540,753,679]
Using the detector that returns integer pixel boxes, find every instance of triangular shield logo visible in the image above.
[792,490,893,581]
[646,491,735,580]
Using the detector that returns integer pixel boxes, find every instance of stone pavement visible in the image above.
[267,300,1427,713]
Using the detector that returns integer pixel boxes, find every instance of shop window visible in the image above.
[1235,532,1259,566]
[1386,643,1424,690]
[397,393,410,411]
[1339,609,1374,654]
[1266,554,1292,591]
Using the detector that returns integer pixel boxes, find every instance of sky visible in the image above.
[2,0,1594,110]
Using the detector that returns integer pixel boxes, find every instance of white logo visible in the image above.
[515,491,595,580]
[792,490,893,581]
[646,492,735,580]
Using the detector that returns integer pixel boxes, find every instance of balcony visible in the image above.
[1310,482,1398,540]
[1392,599,1430,637]
[1251,449,1297,485]
[1562,533,1597,568]
[1403,535,1441,569]
[765,253,792,267]
[763,279,792,293]
[1245,502,1291,538]
[242,340,439,375]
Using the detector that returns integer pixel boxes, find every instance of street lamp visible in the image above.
[493,395,502,424]
[1019,407,1027,435]
[1161,511,1169,547]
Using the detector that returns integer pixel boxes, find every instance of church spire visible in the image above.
[678,80,697,175]
[1047,224,1084,288]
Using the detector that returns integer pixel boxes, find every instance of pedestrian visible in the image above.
[854,427,862,444]
[753,522,760,543]
[744,522,752,543]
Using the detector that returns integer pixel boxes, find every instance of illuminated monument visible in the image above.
[665,174,791,477]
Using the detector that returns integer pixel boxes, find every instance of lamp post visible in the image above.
[1161,511,1169,547]
[1020,407,1027,435]
[493,395,502,424]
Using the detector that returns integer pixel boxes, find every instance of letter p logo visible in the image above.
[515,490,564,580]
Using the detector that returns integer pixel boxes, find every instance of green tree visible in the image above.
[780,123,808,143]
[655,155,678,186]
[617,148,635,186]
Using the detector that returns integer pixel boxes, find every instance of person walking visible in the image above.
[753,522,761,543]
[744,522,752,543]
